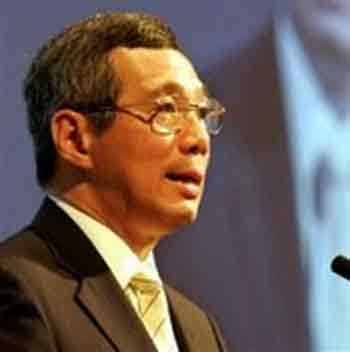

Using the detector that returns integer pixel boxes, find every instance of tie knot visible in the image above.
[129,273,161,295]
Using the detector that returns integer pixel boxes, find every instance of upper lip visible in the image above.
[165,169,203,184]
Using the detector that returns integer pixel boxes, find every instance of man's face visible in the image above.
[88,48,210,240]
[293,0,350,59]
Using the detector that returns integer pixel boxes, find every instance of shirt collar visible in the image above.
[48,194,162,290]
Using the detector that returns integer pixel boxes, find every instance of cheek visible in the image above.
[93,127,174,186]
[116,116,175,160]
[131,132,174,162]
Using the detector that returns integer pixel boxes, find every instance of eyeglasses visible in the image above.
[78,98,225,136]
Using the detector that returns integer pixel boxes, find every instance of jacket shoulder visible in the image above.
[0,227,53,270]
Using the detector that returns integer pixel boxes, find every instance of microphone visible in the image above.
[331,255,350,281]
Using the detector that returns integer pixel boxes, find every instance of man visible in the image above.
[0,12,227,352]
[158,0,349,351]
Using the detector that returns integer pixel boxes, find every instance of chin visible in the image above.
[165,201,200,229]
[139,192,203,236]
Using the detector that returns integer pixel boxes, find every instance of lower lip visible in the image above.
[166,179,201,199]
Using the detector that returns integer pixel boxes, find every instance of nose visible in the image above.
[177,117,210,156]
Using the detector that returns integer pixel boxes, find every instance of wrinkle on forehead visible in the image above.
[110,47,206,103]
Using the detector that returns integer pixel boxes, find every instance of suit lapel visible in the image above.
[165,286,219,352]
[31,198,157,352]
[77,271,157,352]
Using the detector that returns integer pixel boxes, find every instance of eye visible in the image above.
[197,106,210,119]
[157,102,177,114]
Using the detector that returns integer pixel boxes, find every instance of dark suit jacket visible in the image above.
[157,23,311,352]
[0,198,228,352]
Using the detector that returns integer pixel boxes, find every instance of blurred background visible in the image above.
[1,1,349,351]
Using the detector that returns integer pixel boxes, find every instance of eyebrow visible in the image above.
[148,82,210,101]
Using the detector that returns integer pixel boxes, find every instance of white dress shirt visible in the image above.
[275,15,350,352]
[49,194,179,351]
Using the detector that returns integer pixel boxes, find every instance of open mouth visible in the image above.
[165,171,202,185]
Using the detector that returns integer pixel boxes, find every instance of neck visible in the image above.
[49,185,159,261]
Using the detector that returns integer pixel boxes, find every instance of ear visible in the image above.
[51,109,95,169]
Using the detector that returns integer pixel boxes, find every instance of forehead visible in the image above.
[110,47,206,103]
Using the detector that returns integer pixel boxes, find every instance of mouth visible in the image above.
[165,170,203,185]
[165,169,203,199]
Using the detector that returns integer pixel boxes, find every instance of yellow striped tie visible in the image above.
[127,273,178,352]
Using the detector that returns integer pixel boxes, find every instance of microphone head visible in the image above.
[331,255,350,281]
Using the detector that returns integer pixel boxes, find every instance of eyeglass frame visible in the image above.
[74,97,225,136]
